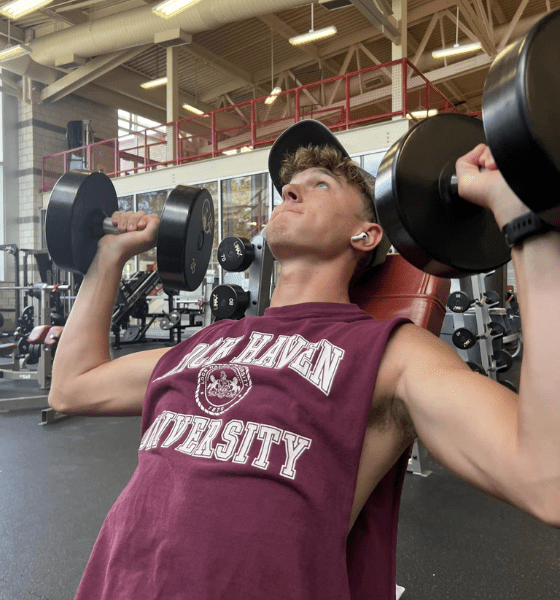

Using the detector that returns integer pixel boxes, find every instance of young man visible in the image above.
[49,120,560,600]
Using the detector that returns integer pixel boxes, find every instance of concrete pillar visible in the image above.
[166,46,179,163]
[392,0,408,118]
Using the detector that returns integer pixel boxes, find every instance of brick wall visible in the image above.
[13,94,118,284]
[0,283,16,331]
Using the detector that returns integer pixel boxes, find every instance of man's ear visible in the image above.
[350,222,384,252]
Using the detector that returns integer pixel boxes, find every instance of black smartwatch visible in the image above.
[502,211,555,249]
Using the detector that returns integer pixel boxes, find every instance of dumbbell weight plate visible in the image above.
[482,9,560,225]
[494,349,513,372]
[28,343,41,365]
[211,284,249,320]
[218,237,255,272]
[447,291,471,313]
[18,306,34,335]
[122,326,142,342]
[374,113,511,278]
[466,362,487,376]
[17,337,29,356]
[156,186,215,294]
[46,170,118,275]
[488,321,506,336]
[160,310,181,330]
[452,327,476,350]
[484,290,500,306]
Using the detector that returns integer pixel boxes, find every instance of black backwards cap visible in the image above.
[268,119,391,270]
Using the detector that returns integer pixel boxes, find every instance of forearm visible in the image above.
[510,227,560,523]
[50,248,126,399]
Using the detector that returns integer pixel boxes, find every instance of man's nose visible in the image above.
[281,183,300,202]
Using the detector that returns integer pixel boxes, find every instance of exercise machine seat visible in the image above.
[350,253,450,336]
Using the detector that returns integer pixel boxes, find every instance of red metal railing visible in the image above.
[42,58,458,191]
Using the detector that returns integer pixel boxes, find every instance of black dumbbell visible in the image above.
[211,284,250,320]
[447,290,501,313]
[466,361,487,376]
[452,321,506,350]
[494,349,513,372]
[217,237,255,272]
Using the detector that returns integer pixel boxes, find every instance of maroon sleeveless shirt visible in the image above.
[75,303,412,600]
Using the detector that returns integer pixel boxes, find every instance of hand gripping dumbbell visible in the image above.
[45,170,215,294]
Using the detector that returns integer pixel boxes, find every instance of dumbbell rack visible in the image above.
[211,231,275,321]
[443,273,522,381]
[409,271,522,477]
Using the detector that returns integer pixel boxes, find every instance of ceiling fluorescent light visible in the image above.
[0,0,53,19]
[289,25,337,46]
[0,43,32,62]
[153,0,203,19]
[406,109,439,120]
[183,103,204,115]
[432,42,482,59]
[264,86,282,105]
[432,7,481,59]
[140,77,168,89]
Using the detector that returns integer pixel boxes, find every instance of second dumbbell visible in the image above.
[211,284,250,320]
[218,237,255,272]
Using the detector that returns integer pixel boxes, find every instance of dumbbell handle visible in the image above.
[443,170,486,218]
[101,217,123,236]
[449,174,459,197]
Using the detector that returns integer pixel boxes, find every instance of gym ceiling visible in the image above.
[0,0,558,125]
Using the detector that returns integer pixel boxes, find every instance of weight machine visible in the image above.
[0,283,73,423]
[111,268,207,349]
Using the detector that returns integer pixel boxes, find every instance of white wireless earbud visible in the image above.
[351,233,368,241]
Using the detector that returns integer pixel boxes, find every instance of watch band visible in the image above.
[501,211,554,249]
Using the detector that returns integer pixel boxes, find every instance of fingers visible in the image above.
[455,143,524,219]
[455,144,494,209]
[479,146,498,171]
[458,143,487,168]
[110,211,154,233]
[456,143,498,171]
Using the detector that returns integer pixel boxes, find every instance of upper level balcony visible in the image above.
[42,58,463,192]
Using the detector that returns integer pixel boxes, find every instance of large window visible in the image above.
[361,152,384,177]
[222,173,269,240]
[118,183,220,293]
[118,110,161,137]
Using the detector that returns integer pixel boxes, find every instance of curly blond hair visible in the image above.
[278,144,376,222]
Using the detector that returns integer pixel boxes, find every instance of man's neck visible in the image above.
[268,259,353,308]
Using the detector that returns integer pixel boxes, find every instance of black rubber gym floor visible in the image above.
[1,345,559,600]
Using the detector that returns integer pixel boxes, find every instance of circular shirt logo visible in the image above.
[195,364,252,415]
